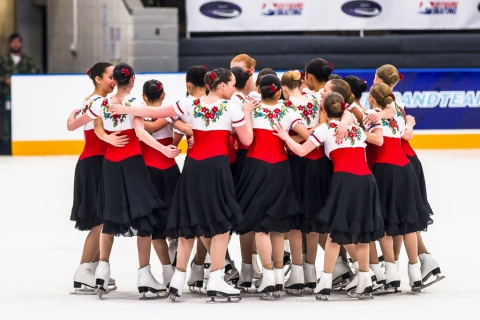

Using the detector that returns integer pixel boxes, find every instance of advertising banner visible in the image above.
[186,0,480,32]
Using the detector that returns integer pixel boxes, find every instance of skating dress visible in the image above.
[95,95,166,237]
[235,102,301,234]
[140,118,181,239]
[70,95,108,231]
[167,97,246,239]
[285,95,332,233]
[310,121,384,244]
[366,108,432,236]
[230,92,250,185]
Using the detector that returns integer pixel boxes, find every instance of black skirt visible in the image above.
[289,154,333,233]
[97,155,167,237]
[147,165,181,240]
[235,158,298,234]
[167,156,243,239]
[233,149,248,186]
[372,163,433,236]
[318,173,384,245]
[407,154,433,215]
[70,156,104,231]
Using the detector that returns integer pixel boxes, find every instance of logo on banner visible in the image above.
[341,1,382,18]
[261,3,304,16]
[200,1,242,19]
[418,2,458,15]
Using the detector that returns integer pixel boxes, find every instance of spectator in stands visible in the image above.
[0,33,38,155]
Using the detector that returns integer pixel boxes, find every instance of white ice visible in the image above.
[0,150,479,319]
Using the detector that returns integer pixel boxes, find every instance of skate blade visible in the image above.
[373,286,401,295]
[189,286,206,294]
[225,270,240,283]
[108,284,117,291]
[285,289,304,297]
[315,294,330,301]
[95,287,109,299]
[260,293,275,301]
[207,296,242,303]
[273,291,282,299]
[70,287,96,295]
[420,275,445,291]
[139,292,169,300]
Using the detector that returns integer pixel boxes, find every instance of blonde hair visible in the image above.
[376,64,400,87]
[281,70,302,89]
[231,54,257,69]
[370,83,394,109]
[328,79,355,104]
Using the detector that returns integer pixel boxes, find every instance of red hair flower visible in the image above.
[327,62,334,71]
[209,72,218,83]
[340,102,346,112]
[86,68,92,76]
[156,82,163,91]
[300,71,305,80]
[361,78,366,83]
[200,64,209,70]
[389,93,396,101]
[246,69,252,75]
[122,68,130,77]
[269,84,277,93]
[399,73,404,80]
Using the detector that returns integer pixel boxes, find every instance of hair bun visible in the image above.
[321,64,333,77]
[148,83,158,94]
[388,73,400,84]
[355,79,368,93]
[290,70,302,81]
[383,95,394,105]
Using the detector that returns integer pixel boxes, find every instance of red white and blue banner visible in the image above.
[186,0,480,32]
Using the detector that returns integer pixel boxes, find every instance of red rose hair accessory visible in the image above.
[327,62,334,71]
[209,72,219,84]
[389,93,396,101]
[122,68,130,77]
[156,82,163,91]
[399,73,404,80]
[246,69,252,75]
[200,64,209,70]
[86,68,92,76]
[340,102,346,112]
[300,71,305,80]
[361,78,366,83]
[269,84,277,93]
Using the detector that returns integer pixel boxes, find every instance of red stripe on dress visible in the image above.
[311,133,321,145]
[104,129,143,162]
[141,137,177,170]
[232,118,245,124]
[329,147,371,176]
[79,129,108,160]
[176,102,184,114]
[291,119,301,126]
[88,108,98,117]
[247,128,287,164]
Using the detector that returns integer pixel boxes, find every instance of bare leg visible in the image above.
[339,246,348,261]
[80,225,102,263]
[318,233,327,251]
[152,239,171,265]
[99,233,114,261]
[252,237,258,254]
[393,235,403,261]
[355,243,369,272]
[255,232,273,269]
[369,242,379,264]
[137,236,152,268]
[324,236,341,273]
[289,229,303,265]
[306,232,319,264]
[209,232,230,271]
[176,237,195,272]
[93,250,100,262]
[378,235,394,263]
[417,232,429,254]
[196,238,208,265]
[240,232,254,263]
[270,232,284,268]
[403,232,418,264]
[344,244,357,262]
[302,233,307,254]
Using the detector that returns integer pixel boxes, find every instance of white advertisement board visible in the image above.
[186,0,480,32]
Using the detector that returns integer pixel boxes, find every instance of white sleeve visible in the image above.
[230,102,246,127]
[173,98,193,117]
[86,98,104,119]
[128,96,146,107]
[308,124,328,147]
[288,109,303,130]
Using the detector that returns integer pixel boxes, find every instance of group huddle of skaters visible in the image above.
[67,53,444,303]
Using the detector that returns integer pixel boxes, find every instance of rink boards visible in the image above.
[11,69,480,156]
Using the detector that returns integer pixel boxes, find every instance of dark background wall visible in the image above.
[179,33,480,71]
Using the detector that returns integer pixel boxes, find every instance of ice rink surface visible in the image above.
[1,150,479,319]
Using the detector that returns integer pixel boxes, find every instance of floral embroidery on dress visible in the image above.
[144,118,158,123]
[284,97,318,126]
[82,96,102,114]
[328,122,362,146]
[394,101,407,126]
[381,118,399,134]
[235,93,246,104]
[193,99,227,127]
[102,97,132,128]
[253,104,287,126]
